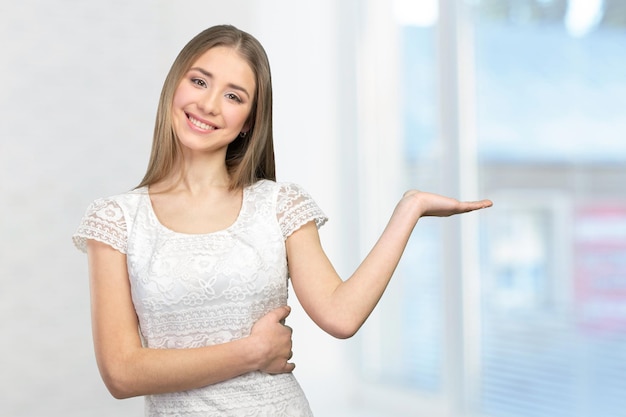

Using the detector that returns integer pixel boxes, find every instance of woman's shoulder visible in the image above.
[248,180,317,206]
[249,179,307,193]
[79,187,149,228]
[255,180,327,236]
[73,187,147,254]
[90,187,148,208]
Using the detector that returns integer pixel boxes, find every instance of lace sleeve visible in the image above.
[277,183,328,239]
[72,198,128,254]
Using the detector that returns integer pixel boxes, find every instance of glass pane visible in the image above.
[361,0,445,393]
[394,4,444,393]
[474,1,626,416]
[474,0,626,163]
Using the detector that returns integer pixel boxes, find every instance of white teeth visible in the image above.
[189,116,215,131]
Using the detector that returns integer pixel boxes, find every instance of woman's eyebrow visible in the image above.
[189,67,251,99]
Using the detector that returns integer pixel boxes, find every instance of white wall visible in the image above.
[0,1,366,416]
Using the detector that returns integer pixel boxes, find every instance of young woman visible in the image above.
[73,24,492,417]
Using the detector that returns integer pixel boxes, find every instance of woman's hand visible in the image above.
[249,306,296,374]
[400,190,493,218]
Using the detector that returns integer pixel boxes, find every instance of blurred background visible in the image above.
[1,0,625,416]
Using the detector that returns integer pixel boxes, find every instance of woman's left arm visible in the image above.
[287,190,492,339]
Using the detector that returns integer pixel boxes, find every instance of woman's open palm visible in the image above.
[401,190,493,218]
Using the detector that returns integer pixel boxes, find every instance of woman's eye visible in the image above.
[225,93,242,103]
[191,78,207,87]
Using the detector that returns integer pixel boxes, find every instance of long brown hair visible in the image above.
[137,25,275,190]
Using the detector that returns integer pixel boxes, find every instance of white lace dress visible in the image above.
[73,180,327,417]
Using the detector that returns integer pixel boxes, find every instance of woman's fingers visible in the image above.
[402,191,492,217]
[250,306,296,374]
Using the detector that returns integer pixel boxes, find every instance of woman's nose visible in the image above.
[198,90,220,115]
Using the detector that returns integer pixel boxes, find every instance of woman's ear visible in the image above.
[241,121,253,136]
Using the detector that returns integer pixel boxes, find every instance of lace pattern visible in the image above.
[73,180,325,416]
[72,198,128,253]
[277,183,328,238]
[146,372,312,416]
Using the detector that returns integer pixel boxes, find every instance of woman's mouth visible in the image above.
[187,114,216,131]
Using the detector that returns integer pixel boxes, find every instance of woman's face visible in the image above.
[171,46,256,156]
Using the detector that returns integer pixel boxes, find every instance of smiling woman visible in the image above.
[71,23,491,417]
[138,25,276,193]
[74,26,320,416]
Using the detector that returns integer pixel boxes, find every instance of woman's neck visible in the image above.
[155,153,232,195]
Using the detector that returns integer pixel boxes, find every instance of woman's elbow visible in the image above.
[98,360,139,400]
[329,329,357,340]
[104,374,139,399]
[106,383,136,400]
[324,319,362,340]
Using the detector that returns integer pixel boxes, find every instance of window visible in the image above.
[355,1,626,416]
[475,1,626,416]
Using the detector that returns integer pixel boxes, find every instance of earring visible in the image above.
[239,131,248,138]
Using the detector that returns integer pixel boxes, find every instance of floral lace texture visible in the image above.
[73,180,327,416]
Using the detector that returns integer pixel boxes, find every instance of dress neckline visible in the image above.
[139,184,251,236]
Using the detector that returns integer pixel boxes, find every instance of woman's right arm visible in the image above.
[86,239,294,399]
